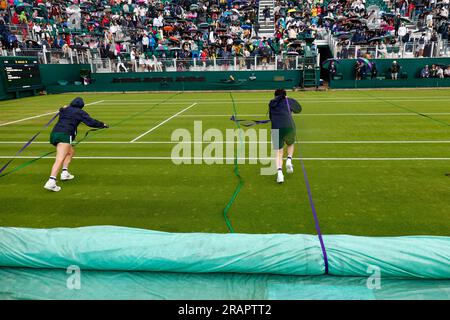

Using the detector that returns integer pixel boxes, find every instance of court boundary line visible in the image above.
[101,97,450,102]
[2,140,450,144]
[130,102,198,143]
[2,156,450,161]
[0,100,105,127]
[177,113,450,117]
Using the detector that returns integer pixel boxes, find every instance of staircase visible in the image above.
[300,57,320,88]
[258,0,275,37]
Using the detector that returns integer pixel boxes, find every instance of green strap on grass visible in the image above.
[0,92,183,178]
[222,93,245,233]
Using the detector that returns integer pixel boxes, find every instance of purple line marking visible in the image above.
[299,156,329,274]
[0,112,59,175]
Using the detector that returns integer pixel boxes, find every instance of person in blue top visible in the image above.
[268,89,302,183]
[44,97,108,192]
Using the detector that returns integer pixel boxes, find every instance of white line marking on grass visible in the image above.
[0,111,57,127]
[178,113,450,117]
[2,156,450,161]
[0,100,105,127]
[99,100,450,106]
[103,97,450,102]
[85,100,106,106]
[2,140,450,145]
[130,103,198,143]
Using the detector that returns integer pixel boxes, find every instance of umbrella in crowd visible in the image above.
[400,17,412,23]
[357,57,372,69]
[15,3,32,13]
[336,32,353,39]
[346,17,363,23]
[412,27,429,33]
[156,45,168,51]
[321,58,340,69]
[368,35,393,42]
[381,12,395,17]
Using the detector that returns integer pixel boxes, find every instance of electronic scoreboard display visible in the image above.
[2,59,42,92]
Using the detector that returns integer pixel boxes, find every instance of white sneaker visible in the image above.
[44,179,61,192]
[61,171,75,181]
[286,159,294,174]
[276,170,284,183]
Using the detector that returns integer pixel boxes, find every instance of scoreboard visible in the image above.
[2,58,42,92]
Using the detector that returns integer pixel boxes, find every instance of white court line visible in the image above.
[103,97,450,102]
[1,156,450,161]
[130,103,198,143]
[1,140,450,145]
[0,111,57,127]
[0,100,105,127]
[178,113,450,117]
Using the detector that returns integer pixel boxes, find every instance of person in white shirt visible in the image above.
[398,23,407,41]
[110,23,118,34]
[153,14,164,28]
[141,33,149,52]
[444,67,450,77]
[378,41,388,58]
[116,55,128,72]
[426,13,433,28]
[287,26,297,39]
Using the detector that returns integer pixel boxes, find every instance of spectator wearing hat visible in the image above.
[420,65,430,78]
[390,61,401,80]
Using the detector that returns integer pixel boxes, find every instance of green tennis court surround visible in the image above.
[1,90,449,300]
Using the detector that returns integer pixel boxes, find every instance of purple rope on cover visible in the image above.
[285,96,329,273]
[298,157,329,274]
[0,112,59,175]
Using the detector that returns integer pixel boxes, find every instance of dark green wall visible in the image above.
[330,78,450,89]
[39,64,91,87]
[3,57,450,100]
[44,70,302,93]
[329,58,450,88]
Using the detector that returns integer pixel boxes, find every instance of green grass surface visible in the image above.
[0,90,449,236]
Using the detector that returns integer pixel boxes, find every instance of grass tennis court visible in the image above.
[0,89,449,236]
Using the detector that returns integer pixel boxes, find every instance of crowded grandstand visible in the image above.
[0,0,448,73]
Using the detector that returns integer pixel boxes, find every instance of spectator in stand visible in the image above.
[263,6,271,27]
[394,14,401,36]
[378,41,388,58]
[328,61,337,80]
[420,65,430,78]
[355,60,363,80]
[398,23,407,42]
[444,66,450,78]
[390,60,401,80]
[430,64,438,78]
[417,33,427,57]
[116,54,128,73]
[371,61,378,80]
[436,66,444,78]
